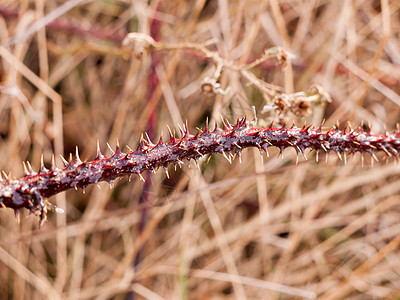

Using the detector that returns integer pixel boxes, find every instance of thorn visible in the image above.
[251,105,257,125]
[204,117,209,133]
[138,173,145,182]
[75,146,82,164]
[69,153,73,162]
[2,170,9,180]
[40,154,48,172]
[371,152,379,162]
[60,155,69,166]
[185,120,189,135]
[316,150,319,162]
[221,116,229,130]
[213,121,219,132]
[95,140,104,160]
[381,145,391,157]
[347,121,352,131]
[164,167,170,178]
[26,161,36,175]
[136,137,146,153]
[226,118,233,129]
[38,216,47,228]
[23,161,29,176]
[167,125,175,141]
[145,132,155,146]
[115,139,121,154]
[389,146,398,154]
[128,175,132,182]
[241,116,247,126]
[177,123,184,137]
[269,120,275,128]
[157,133,164,146]
[50,154,59,172]
[336,151,342,160]
[15,209,20,224]
[126,145,133,152]
[107,143,115,155]
[234,142,242,149]
[222,151,232,163]
[302,149,308,160]
[342,123,349,133]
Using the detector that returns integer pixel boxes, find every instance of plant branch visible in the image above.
[0,117,399,226]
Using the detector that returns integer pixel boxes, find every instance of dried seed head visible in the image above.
[122,32,158,59]
[201,77,229,96]
[293,99,311,116]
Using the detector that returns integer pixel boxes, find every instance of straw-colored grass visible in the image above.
[1,0,400,299]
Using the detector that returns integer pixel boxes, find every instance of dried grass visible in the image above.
[1,0,400,299]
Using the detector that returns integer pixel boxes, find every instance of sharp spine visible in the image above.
[75,146,82,164]
[107,143,115,155]
[60,155,69,166]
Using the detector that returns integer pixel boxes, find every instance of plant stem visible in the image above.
[0,117,399,226]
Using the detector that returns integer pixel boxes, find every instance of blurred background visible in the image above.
[1,0,400,299]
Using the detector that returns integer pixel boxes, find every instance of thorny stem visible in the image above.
[1,117,400,226]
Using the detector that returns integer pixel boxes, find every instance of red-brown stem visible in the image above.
[0,117,399,226]
[0,6,125,44]
[131,8,162,287]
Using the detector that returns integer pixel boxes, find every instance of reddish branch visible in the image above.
[0,6,125,44]
[0,117,399,226]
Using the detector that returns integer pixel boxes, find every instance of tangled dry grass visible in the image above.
[1,0,400,299]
